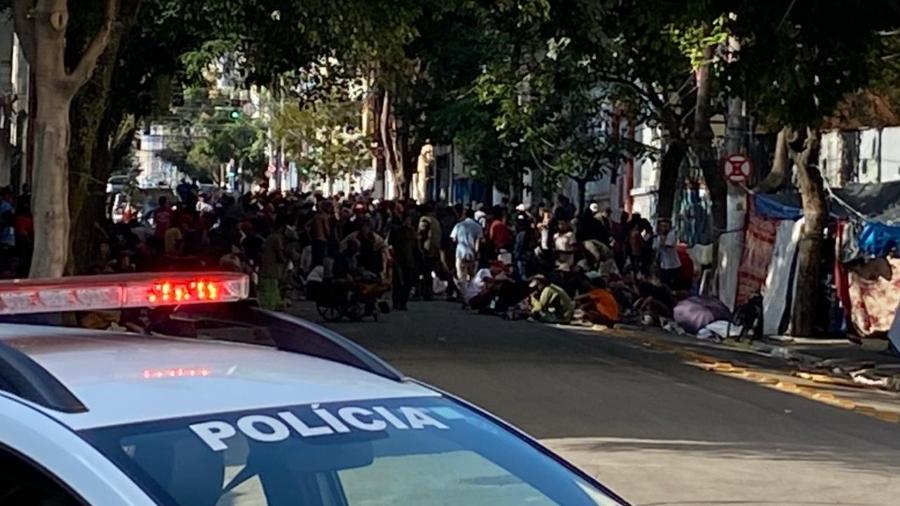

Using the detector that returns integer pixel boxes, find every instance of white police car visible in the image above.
[0,272,626,505]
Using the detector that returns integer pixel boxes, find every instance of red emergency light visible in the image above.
[142,367,212,379]
[0,272,249,315]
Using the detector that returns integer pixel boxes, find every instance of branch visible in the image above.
[12,0,36,64]
[66,0,118,89]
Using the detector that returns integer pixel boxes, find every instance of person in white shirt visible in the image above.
[450,209,484,296]
[553,219,577,271]
[195,194,214,214]
[654,218,682,289]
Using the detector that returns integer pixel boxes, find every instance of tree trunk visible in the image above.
[69,1,138,274]
[379,89,406,198]
[15,0,116,278]
[790,128,825,337]
[575,177,587,212]
[692,45,727,240]
[655,138,688,219]
[31,93,72,278]
[371,89,386,198]
[756,126,792,193]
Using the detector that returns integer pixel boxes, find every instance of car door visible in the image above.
[0,395,157,506]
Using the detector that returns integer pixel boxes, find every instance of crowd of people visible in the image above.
[0,180,697,327]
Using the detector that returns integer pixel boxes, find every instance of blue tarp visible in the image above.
[859,222,900,257]
[754,194,804,220]
[753,182,900,257]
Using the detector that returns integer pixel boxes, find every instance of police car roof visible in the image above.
[0,324,438,430]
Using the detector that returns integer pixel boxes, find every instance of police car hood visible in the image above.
[0,325,437,430]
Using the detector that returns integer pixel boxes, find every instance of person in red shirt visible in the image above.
[489,206,513,252]
[152,196,173,239]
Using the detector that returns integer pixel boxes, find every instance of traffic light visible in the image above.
[229,109,241,121]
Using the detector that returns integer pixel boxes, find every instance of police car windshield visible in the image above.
[81,397,622,506]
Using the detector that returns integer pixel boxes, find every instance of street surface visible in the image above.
[292,301,900,506]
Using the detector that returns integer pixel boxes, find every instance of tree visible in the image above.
[11,0,118,277]
[731,1,899,335]
[575,1,706,222]
[5,0,422,274]
[273,92,370,189]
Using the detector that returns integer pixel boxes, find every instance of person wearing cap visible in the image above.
[512,213,534,281]
[528,275,574,324]
[577,202,603,243]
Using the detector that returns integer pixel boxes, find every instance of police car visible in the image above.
[0,272,627,505]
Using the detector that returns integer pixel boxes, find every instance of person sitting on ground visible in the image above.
[575,277,620,327]
[466,260,514,312]
[528,274,575,324]
[634,280,675,326]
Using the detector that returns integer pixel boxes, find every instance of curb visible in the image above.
[604,328,900,425]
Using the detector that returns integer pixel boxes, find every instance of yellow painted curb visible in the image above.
[608,330,900,425]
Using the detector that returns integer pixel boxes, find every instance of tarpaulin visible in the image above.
[674,296,732,335]
[858,222,900,257]
[753,181,900,259]
[848,258,900,337]
[735,214,778,308]
[763,218,804,336]
[754,194,803,221]
[753,181,900,224]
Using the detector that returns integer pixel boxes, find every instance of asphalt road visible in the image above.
[292,301,900,506]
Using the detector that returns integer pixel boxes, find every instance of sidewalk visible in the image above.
[578,323,900,423]
[739,335,900,390]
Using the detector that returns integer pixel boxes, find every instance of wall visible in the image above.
[137,124,177,188]
[629,125,661,220]
[820,127,900,186]
[879,128,900,183]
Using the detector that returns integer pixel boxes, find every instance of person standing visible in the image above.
[450,208,484,299]
[627,213,646,275]
[554,194,576,222]
[152,196,173,239]
[654,218,682,288]
[440,205,461,300]
[553,219,577,272]
[309,200,333,267]
[258,217,287,310]
[512,213,533,281]
[417,205,443,300]
[390,214,419,311]
[576,203,602,242]
[536,208,554,268]
[488,206,513,253]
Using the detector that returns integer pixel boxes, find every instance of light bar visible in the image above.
[0,272,249,316]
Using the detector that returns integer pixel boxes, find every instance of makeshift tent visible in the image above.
[754,181,900,223]
[735,213,778,308]
[847,258,900,337]
[737,180,900,338]
[762,219,804,336]
[754,181,900,258]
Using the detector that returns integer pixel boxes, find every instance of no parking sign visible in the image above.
[724,154,752,184]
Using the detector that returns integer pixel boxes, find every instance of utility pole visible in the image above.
[716,35,751,310]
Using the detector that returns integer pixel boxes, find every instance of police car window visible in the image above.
[81,397,622,506]
[0,447,83,505]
